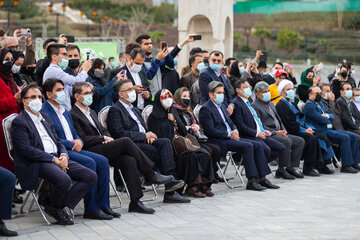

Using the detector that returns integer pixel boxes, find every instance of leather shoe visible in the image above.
[129,201,155,214]
[163,192,191,203]
[246,181,266,191]
[165,179,184,192]
[259,179,280,189]
[275,168,296,180]
[303,169,320,176]
[318,165,334,174]
[185,186,206,198]
[146,172,174,185]
[341,166,359,174]
[200,186,215,197]
[0,220,18,237]
[102,208,120,218]
[45,205,74,225]
[84,210,113,220]
[13,190,23,204]
[352,164,360,171]
[286,167,304,178]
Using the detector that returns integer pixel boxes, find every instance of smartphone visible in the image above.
[317,62,324,71]
[193,35,202,40]
[86,52,90,60]
[161,41,167,50]
[20,28,31,37]
[259,51,267,62]
[121,70,127,78]
[65,35,75,43]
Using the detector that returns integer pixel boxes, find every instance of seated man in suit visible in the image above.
[70,82,174,214]
[110,43,151,111]
[11,83,97,225]
[351,87,360,125]
[199,81,279,191]
[180,54,203,91]
[199,51,234,116]
[231,79,286,166]
[320,84,345,131]
[275,80,335,175]
[107,79,189,204]
[252,81,305,179]
[41,78,119,220]
[336,82,360,136]
[303,86,360,173]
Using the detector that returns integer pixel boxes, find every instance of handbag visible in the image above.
[187,127,209,143]
[172,134,201,155]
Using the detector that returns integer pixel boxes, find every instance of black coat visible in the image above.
[336,96,358,131]
[34,57,50,86]
[275,99,302,135]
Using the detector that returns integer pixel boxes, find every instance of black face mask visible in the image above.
[340,71,348,78]
[182,98,190,106]
[315,93,322,102]
[307,77,314,83]
[2,61,13,72]
[68,59,80,69]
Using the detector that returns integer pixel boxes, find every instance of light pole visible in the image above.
[49,1,66,36]
[80,8,89,37]
[244,26,251,48]
[1,0,19,34]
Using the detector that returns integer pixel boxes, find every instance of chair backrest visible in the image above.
[193,104,202,123]
[98,106,111,129]
[297,100,305,113]
[142,105,153,127]
[2,113,18,161]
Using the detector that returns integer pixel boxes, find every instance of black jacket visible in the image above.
[336,96,358,131]
[34,57,50,86]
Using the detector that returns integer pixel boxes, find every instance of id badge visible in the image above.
[327,123,333,129]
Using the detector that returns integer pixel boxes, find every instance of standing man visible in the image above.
[180,54,204,91]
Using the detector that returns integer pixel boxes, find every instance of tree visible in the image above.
[317,39,332,61]
[277,28,302,57]
[150,3,177,25]
[253,28,272,50]
[233,33,245,52]
[147,31,165,46]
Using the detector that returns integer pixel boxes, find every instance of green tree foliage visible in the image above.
[233,33,245,52]
[317,39,332,61]
[147,31,165,43]
[253,27,272,50]
[344,11,360,30]
[277,28,302,54]
[150,3,176,24]
[2,0,42,19]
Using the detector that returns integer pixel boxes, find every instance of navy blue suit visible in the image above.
[231,96,285,161]
[11,110,97,209]
[303,99,360,167]
[199,99,271,179]
[199,67,233,106]
[0,167,15,219]
[351,101,360,126]
[41,101,110,213]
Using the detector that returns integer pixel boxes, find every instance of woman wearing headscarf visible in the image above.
[148,89,215,198]
[86,58,123,113]
[11,51,25,87]
[173,87,222,182]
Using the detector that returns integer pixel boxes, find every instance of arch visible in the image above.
[187,15,213,53]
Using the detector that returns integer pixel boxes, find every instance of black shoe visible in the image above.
[129,201,155,214]
[44,206,74,225]
[164,179,185,192]
[259,179,280,189]
[275,168,296,180]
[318,165,335,174]
[286,167,304,178]
[102,208,121,218]
[163,191,191,203]
[214,173,226,183]
[12,191,23,204]
[341,166,359,174]
[303,169,320,177]
[0,220,18,237]
[246,181,266,191]
[84,210,114,220]
[146,172,174,185]
[352,164,360,171]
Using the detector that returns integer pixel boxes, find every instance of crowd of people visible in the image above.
[0,29,359,237]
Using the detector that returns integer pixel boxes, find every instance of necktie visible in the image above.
[246,101,265,133]
[267,104,281,130]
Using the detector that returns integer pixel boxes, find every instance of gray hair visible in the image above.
[208,81,224,93]
[254,81,269,93]
[2,37,17,48]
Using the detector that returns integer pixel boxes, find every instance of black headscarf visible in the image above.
[229,60,241,78]
[0,48,17,94]
[88,58,106,85]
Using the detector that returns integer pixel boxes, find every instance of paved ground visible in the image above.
[3,165,360,240]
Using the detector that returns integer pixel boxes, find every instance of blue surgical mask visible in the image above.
[210,63,222,72]
[323,92,329,100]
[262,92,271,102]
[243,87,252,98]
[214,94,224,105]
[345,90,353,99]
[59,58,69,70]
[173,58,179,66]
[82,94,93,106]
[355,96,360,103]
[271,69,277,77]
[110,61,116,68]
[197,62,206,73]
[239,66,245,74]
[55,91,66,105]
[286,89,295,100]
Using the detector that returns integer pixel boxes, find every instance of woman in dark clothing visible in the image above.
[86,58,121,113]
[229,61,242,98]
[11,51,25,87]
[173,87,222,181]
[148,89,215,198]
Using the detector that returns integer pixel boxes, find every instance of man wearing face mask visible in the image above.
[320,84,345,131]
[107,80,190,203]
[199,51,234,116]
[114,45,151,111]
[180,54,203,91]
[43,44,93,111]
[263,62,283,85]
[303,86,360,173]
[11,83,97,225]
[64,44,82,77]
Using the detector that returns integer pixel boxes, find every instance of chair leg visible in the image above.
[333,156,341,168]
[32,191,51,225]
[217,152,244,189]
[141,184,158,202]
[20,179,45,215]
[109,180,122,209]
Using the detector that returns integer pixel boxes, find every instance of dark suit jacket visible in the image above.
[252,98,285,134]
[199,99,236,141]
[11,110,67,190]
[107,100,147,142]
[321,99,344,130]
[303,100,334,133]
[70,105,110,150]
[41,101,81,150]
[199,67,233,106]
[231,96,258,138]
[180,70,197,90]
[275,99,302,135]
[336,97,358,131]
[351,101,360,126]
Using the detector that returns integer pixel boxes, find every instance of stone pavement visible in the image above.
[3,167,360,240]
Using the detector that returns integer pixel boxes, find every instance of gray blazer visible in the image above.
[180,70,197,90]
[252,98,285,133]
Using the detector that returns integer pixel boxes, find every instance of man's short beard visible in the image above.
[145,51,152,56]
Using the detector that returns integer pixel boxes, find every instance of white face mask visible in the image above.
[126,90,137,103]
[162,98,173,109]
[28,98,42,113]
[11,64,21,74]
[131,63,142,73]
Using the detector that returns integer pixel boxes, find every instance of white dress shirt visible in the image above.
[212,101,232,137]
[75,104,101,135]
[240,96,261,135]
[353,100,360,112]
[48,102,74,141]
[119,100,146,133]
[25,109,58,154]
[127,63,145,110]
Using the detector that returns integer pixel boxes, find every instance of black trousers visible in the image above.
[200,142,221,173]
[86,137,155,202]
[299,132,322,171]
[0,167,15,219]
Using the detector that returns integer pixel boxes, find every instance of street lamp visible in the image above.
[1,0,19,34]
[49,1,66,36]
[80,8,89,37]
[244,26,251,47]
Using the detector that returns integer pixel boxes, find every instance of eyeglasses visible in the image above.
[58,52,68,57]
[25,95,43,100]
[210,59,222,64]
[120,87,135,92]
